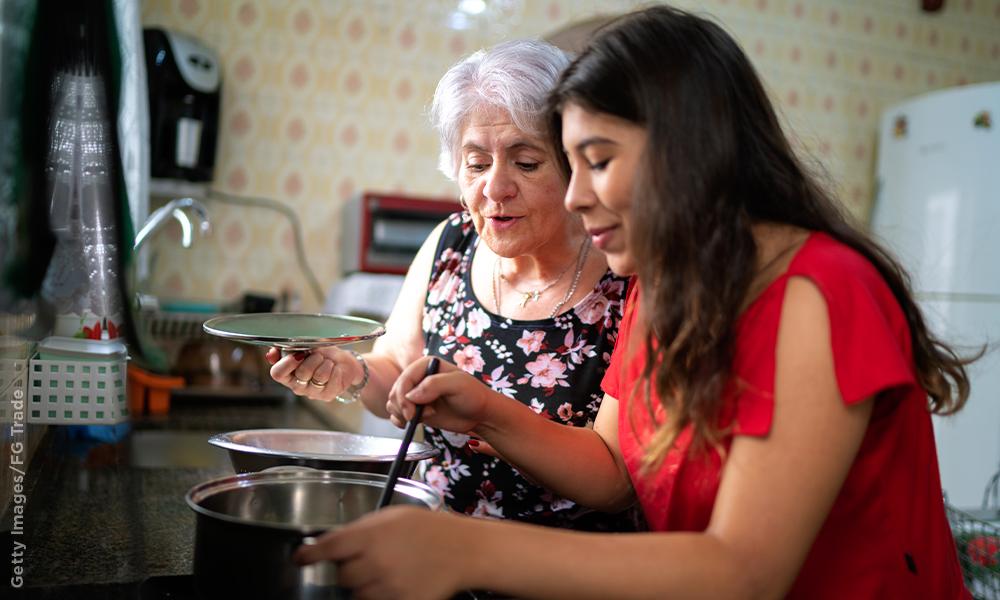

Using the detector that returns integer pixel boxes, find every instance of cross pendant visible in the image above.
[520,291,539,308]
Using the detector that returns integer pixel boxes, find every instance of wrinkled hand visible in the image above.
[293,506,469,600]
[266,346,363,402]
[387,356,492,433]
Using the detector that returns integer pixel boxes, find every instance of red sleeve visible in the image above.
[732,238,918,437]
[807,257,917,406]
[601,278,639,400]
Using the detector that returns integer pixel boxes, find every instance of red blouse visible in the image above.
[603,232,969,598]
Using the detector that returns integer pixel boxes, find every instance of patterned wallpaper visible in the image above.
[139,0,1000,311]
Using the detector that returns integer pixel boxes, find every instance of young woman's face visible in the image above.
[561,103,647,276]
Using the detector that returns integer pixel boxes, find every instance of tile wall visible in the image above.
[140,0,1000,311]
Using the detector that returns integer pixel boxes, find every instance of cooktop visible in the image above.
[138,574,487,599]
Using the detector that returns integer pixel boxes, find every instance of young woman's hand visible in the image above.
[386,355,493,433]
[266,346,364,403]
[293,506,471,600]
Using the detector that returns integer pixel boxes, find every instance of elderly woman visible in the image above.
[268,39,636,531]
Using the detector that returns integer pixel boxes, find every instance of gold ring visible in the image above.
[310,378,328,389]
[294,378,310,386]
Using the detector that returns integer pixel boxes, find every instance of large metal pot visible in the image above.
[207,428,439,475]
[186,469,442,599]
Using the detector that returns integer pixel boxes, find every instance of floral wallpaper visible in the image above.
[140,0,1000,311]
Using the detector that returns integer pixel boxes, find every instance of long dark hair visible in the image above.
[547,5,974,472]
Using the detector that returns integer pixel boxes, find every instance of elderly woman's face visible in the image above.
[458,106,569,258]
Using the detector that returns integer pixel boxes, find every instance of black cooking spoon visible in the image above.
[377,356,440,509]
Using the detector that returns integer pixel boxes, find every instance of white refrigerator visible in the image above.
[871,81,1000,509]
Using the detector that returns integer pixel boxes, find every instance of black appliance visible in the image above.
[143,28,220,182]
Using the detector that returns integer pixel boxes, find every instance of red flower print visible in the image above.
[79,319,120,340]
[82,320,102,340]
[967,535,999,567]
[525,353,569,389]
[454,345,485,374]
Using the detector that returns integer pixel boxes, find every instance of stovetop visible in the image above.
[138,575,485,600]
[11,576,490,599]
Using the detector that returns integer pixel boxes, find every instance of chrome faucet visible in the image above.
[134,197,211,251]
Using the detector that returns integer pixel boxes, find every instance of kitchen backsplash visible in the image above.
[140,0,1000,311]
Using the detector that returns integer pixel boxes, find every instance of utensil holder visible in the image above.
[27,355,128,424]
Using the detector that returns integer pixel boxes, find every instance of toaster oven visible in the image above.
[340,193,462,275]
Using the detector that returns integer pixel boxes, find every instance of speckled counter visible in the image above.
[1,395,341,598]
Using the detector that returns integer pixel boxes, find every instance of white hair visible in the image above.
[429,39,570,181]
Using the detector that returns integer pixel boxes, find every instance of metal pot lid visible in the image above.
[207,428,440,463]
[202,313,385,350]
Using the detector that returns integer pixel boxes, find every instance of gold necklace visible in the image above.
[497,240,581,308]
[546,241,591,318]
[492,237,591,317]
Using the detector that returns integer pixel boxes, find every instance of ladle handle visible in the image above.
[377,357,439,509]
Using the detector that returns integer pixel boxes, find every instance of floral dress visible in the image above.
[422,212,639,531]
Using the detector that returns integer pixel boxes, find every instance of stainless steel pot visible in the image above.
[186,469,442,599]
[208,428,439,475]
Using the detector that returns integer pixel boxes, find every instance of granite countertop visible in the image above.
[2,394,342,598]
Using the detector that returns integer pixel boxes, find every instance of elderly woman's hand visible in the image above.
[386,356,493,433]
[266,346,364,402]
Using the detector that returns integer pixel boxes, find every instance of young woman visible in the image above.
[294,7,974,599]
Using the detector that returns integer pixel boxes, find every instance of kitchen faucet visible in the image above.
[134,197,211,250]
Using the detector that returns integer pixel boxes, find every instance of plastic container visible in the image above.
[127,364,184,415]
[27,355,128,424]
[37,336,127,361]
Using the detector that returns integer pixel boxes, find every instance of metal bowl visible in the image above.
[186,469,442,599]
[208,428,440,476]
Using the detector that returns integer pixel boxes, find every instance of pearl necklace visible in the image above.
[492,237,591,319]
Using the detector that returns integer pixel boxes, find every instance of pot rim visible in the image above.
[185,469,443,532]
[207,428,440,463]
